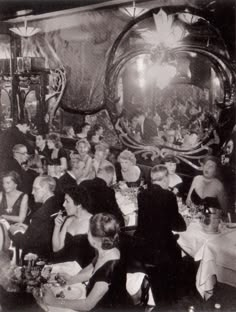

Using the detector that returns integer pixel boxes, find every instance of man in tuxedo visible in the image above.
[9,176,60,260]
[56,157,85,204]
[135,165,186,305]
[80,164,124,226]
[35,133,50,160]
[3,144,36,195]
[0,122,33,174]
[131,111,158,143]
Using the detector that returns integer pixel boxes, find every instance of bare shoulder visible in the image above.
[22,193,29,200]
[193,175,202,183]
[214,178,224,191]
[64,216,76,227]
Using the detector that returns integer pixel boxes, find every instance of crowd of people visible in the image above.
[0,120,232,311]
[121,100,219,149]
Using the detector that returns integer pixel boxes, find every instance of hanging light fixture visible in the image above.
[9,18,41,38]
[140,9,188,48]
[119,1,148,19]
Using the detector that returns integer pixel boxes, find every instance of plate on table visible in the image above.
[48,282,86,300]
[226,222,236,229]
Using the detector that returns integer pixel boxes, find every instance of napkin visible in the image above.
[50,261,82,276]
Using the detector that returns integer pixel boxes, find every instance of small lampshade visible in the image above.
[9,19,41,38]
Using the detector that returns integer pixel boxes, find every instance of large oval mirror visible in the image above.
[104,6,235,169]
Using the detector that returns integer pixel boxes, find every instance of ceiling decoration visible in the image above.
[9,19,41,37]
[119,1,148,19]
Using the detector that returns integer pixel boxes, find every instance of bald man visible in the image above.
[9,176,60,260]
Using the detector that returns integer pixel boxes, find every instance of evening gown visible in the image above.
[86,255,128,310]
[0,192,25,221]
[191,188,220,209]
[53,233,95,268]
[47,148,68,166]
[115,163,143,187]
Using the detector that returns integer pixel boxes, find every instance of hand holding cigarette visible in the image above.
[51,210,66,227]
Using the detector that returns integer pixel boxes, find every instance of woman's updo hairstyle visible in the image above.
[118,149,136,165]
[76,138,91,152]
[90,213,120,250]
[65,186,92,213]
[47,133,62,149]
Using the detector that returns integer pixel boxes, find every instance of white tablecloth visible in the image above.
[178,221,236,299]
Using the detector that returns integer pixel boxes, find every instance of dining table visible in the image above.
[177,220,236,300]
[114,184,139,228]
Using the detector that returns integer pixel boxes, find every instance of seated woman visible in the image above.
[0,171,28,251]
[47,133,68,175]
[73,139,94,182]
[116,150,142,187]
[62,125,76,139]
[0,171,28,224]
[92,142,116,183]
[163,154,183,195]
[43,213,127,311]
[186,156,227,212]
[76,122,91,140]
[52,186,94,267]
[88,124,104,145]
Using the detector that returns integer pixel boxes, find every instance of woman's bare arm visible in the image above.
[43,281,108,311]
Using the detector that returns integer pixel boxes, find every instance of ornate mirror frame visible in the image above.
[104,6,235,170]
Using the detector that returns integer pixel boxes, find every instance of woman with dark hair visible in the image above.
[52,186,94,267]
[47,133,68,174]
[42,213,127,311]
[76,122,91,140]
[0,171,28,224]
[87,125,104,145]
[186,156,227,212]
[163,154,182,195]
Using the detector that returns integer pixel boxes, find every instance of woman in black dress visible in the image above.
[52,186,94,268]
[0,171,28,224]
[47,133,68,174]
[42,213,127,311]
[186,156,227,212]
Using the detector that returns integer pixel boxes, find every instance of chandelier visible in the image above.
[141,9,188,48]
[120,1,148,19]
[9,19,41,38]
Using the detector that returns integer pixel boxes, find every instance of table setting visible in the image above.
[113,182,139,227]
[5,252,86,312]
[176,203,236,300]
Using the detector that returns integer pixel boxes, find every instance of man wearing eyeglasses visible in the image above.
[0,121,34,173]
[4,144,33,194]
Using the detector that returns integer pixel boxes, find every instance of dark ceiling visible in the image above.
[0,0,124,20]
[0,0,235,58]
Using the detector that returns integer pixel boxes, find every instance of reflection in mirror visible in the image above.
[116,51,223,149]
[24,90,38,126]
[0,88,12,129]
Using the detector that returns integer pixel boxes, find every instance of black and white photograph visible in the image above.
[0,0,235,311]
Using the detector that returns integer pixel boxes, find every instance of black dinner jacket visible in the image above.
[136,184,186,250]
[142,117,158,141]
[11,196,60,259]
[80,177,124,227]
